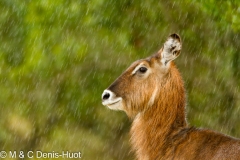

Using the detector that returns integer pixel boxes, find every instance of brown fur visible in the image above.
[103,34,240,160]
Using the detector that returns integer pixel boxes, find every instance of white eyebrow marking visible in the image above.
[131,63,146,75]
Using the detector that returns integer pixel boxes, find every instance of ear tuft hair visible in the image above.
[169,33,181,43]
[160,33,182,65]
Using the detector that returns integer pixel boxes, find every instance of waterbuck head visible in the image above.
[102,34,185,119]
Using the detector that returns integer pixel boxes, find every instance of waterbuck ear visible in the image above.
[159,33,181,65]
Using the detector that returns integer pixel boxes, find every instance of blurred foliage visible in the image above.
[0,0,240,159]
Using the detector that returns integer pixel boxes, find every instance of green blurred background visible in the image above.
[0,0,240,159]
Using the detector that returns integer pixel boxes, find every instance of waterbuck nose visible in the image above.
[102,90,112,101]
[103,92,110,100]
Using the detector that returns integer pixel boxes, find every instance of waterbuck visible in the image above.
[102,34,240,160]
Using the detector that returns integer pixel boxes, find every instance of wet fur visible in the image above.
[130,63,240,159]
[105,34,240,160]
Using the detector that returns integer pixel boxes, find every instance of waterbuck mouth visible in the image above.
[102,89,123,110]
[102,98,122,106]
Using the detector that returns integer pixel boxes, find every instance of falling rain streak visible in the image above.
[0,1,239,160]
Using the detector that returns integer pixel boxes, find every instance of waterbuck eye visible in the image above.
[138,67,147,73]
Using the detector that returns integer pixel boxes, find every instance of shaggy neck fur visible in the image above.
[130,63,187,160]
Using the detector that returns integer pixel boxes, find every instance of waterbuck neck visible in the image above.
[130,64,187,159]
